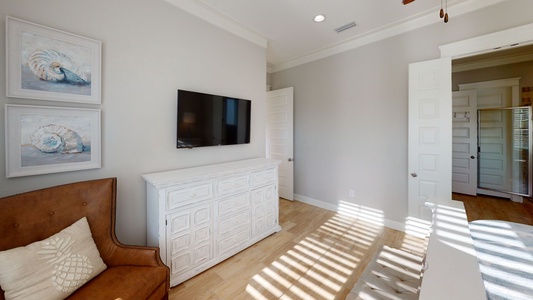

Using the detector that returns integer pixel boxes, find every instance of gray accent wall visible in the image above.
[270,0,533,226]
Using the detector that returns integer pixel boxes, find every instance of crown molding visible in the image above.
[440,22,533,59]
[164,0,506,73]
[164,0,268,48]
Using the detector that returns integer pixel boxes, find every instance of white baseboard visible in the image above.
[293,193,407,233]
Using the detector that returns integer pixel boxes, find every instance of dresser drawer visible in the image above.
[217,229,250,256]
[218,210,250,237]
[215,175,250,196]
[251,168,276,187]
[167,183,213,210]
[217,193,250,217]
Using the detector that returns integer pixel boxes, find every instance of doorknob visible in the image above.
[470,156,476,159]
[411,173,418,177]
[288,158,293,162]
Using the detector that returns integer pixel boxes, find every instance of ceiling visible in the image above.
[165,0,507,72]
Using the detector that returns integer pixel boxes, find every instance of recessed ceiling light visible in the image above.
[314,14,326,23]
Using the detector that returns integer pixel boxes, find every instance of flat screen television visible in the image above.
[177,89,251,148]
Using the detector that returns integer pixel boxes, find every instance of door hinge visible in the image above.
[165,220,167,226]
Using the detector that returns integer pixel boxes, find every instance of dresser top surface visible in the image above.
[143,158,280,188]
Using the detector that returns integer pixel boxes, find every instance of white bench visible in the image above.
[346,245,424,300]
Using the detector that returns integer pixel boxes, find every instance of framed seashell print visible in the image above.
[5,104,101,177]
[5,17,101,104]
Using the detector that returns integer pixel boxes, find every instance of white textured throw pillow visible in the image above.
[0,217,107,300]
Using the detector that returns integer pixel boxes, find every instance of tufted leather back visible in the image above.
[0,177,118,260]
[0,178,171,300]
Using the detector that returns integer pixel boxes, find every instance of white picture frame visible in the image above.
[5,104,101,178]
[5,16,101,104]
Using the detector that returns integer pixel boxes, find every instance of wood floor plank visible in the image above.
[170,195,532,299]
[453,193,533,225]
[213,262,269,299]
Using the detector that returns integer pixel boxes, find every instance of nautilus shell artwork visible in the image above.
[27,49,89,85]
[31,124,84,154]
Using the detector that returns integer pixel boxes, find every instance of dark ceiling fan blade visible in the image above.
[403,0,415,4]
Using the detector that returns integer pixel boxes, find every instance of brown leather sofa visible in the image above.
[0,178,170,300]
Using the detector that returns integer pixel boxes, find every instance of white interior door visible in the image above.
[266,87,294,200]
[459,79,518,200]
[408,58,452,220]
[452,90,478,195]
[478,108,510,192]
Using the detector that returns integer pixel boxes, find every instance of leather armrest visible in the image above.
[104,242,167,268]
[104,242,170,295]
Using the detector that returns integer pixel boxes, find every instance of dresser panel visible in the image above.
[192,243,212,265]
[171,252,191,275]
[251,184,278,236]
[170,242,212,276]
[169,213,190,234]
[168,203,211,235]
[170,233,189,256]
[194,226,210,245]
[253,218,266,235]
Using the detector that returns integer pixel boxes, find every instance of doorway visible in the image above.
[266,87,294,200]
[451,47,533,201]
[408,23,533,219]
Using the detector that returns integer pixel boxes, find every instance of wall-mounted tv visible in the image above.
[177,89,251,149]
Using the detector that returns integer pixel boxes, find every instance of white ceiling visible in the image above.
[165,0,506,72]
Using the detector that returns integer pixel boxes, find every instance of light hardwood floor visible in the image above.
[169,195,533,299]
[453,193,533,225]
[169,199,426,300]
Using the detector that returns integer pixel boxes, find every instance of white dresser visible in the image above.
[143,158,281,287]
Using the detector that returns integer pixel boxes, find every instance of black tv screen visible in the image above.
[177,89,251,148]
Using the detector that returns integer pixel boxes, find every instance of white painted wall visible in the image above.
[0,0,267,245]
[270,0,533,227]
